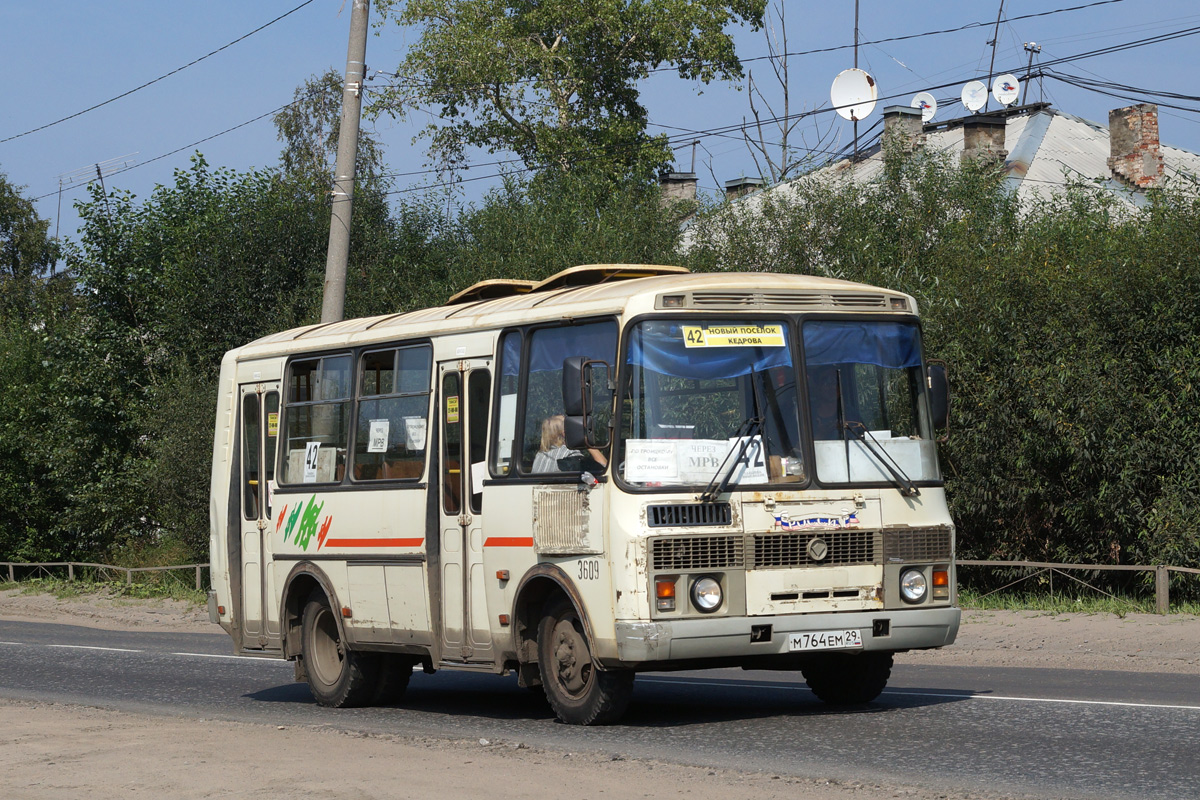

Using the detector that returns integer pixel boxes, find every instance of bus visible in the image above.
[209,264,958,725]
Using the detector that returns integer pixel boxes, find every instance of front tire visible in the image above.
[801,651,893,705]
[537,597,633,725]
[300,590,378,708]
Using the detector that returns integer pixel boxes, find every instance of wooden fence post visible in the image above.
[68,563,74,581]
[195,565,202,592]
[1155,565,1169,615]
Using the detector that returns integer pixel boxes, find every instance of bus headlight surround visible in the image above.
[691,575,723,613]
[899,568,928,604]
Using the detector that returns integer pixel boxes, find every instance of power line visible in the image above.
[30,103,295,202]
[0,0,315,145]
[35,16,1200,207]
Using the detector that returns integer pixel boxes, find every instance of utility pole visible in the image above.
[985,0,1005,113]
[320,0,370,324]
[853,0,859,160]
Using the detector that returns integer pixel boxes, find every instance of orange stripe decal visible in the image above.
[322,538,425,548]
[484,537,535,547]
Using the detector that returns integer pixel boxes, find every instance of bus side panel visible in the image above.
[209,352,239,638]
[479,482,540,659]
[271,487,433,647]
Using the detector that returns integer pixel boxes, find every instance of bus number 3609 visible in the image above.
[578,559,600,580]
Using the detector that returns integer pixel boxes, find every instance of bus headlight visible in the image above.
[691,576,723,613]
[899,569,928,604]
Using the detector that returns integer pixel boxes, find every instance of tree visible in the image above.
[373,0,766,177]
[738,1,835,185]
[0,171,60,317]
[274,69,387,185]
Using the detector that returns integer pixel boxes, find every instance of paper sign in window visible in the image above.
[682,324,785,348]
[367,419,389,453]
[303,441,321,483]
[624,440,679,481]
[404,417,427,451]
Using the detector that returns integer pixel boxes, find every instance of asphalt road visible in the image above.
[1,619,1197,799]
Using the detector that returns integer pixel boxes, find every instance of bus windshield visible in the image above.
[618,319,805,488]
[804,319,941,486]
[616,317,941,490]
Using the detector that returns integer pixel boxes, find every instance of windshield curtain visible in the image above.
[803,319,941,485]
[617,319,805,489]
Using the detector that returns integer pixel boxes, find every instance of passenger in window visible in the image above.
[532,415,607,473]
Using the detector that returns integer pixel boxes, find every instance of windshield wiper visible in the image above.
[842,421,921,498]
[699,415,763,504]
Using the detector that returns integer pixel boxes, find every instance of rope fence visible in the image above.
[958,560,1200,614]
[1,562,209,592]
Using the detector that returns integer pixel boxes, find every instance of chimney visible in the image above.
[882,105,925,153]
[659,172,697,204]
[724,176,764,201]
[961,114,1008,164]
[1108,103,1163,189]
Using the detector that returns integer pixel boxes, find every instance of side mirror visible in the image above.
[927,360,949,435]
[563,356,589,417]
[562,357,612,450]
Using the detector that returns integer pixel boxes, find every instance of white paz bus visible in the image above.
[209,265,958,724]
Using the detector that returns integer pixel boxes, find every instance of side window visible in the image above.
[490,330,522,476]
[280,355,352,484]
[264,391,279,517]
[352,345,432,481]
[520,320,617,474]
[241,393,261,520]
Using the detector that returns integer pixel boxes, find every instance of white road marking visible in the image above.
[8,639,1200,712]
[639,677,1200,712]
[46,644,141,653]
[170,652,279,662]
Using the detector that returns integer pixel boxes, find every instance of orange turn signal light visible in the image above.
[932,570,949,587]
[656,578,677,612]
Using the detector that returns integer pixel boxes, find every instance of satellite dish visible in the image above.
[831,68,878,122]
[961,80,988,113]
[992,73,1020,106]
[911,92,938,123]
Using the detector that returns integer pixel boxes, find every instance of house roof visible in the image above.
[724,103,1200,214]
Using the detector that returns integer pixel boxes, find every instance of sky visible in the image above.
[3,0,1199,246]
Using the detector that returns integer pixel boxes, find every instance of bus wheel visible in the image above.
[300,590,378,708]
[801,652,893,706]
[371,654,415,705]
[537,597,633,725]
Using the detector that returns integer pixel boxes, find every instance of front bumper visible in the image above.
[613,606,959,663]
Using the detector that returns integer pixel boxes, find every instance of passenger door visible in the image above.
[238,382,281,649]
[437,361,494,662]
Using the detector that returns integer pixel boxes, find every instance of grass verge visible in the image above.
[959,588,1200,616]
[2,576,206,606]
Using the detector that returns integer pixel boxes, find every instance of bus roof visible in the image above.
[230,266,915,360]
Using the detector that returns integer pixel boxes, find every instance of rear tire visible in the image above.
[537,596,633,725]
[801,651,893,705]
[300,590,378,708]
[371,654,415,705]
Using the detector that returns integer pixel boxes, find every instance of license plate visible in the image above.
[788,629,864,652]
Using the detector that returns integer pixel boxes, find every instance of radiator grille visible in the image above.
[533,487,599,555]
[651,536,745,571]
[753,529,881,568]
[647,503,732,528]
[884,528,953,562]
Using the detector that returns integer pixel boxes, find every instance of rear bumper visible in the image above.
[612,606,959,663]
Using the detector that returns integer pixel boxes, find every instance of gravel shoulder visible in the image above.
[2,587,1198,799]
